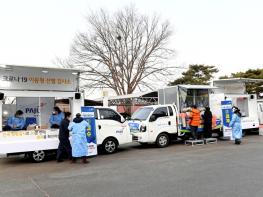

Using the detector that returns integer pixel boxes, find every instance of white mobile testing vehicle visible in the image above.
[0,65,132,162]
[128,104,179,148]
[158,85,221,139]
[212,78,261,135]
[158,79,261,137]
[0,65,83,162]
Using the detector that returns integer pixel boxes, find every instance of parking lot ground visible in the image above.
[1,135,263,197]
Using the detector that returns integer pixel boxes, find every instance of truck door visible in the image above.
[97,108,129,144]
[148,107,170,140]
[168,106,177,133]
[94,108,103,145]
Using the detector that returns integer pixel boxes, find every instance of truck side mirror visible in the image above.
[149,115,157,122]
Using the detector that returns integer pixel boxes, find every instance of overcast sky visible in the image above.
[0,0,263,81]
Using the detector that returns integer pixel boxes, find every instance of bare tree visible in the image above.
[66,5,175,95]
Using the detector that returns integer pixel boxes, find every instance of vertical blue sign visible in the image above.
[221,100,233,138]
[81,106,97,156]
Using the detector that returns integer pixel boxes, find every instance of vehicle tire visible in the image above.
[102,138,118,154]
[29,150,46,163]
[156,133,169,148]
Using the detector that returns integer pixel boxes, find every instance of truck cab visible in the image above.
[128,104,179,148]
[94,107,132,153]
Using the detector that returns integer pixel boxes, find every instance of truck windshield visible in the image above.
[131,107,153,121]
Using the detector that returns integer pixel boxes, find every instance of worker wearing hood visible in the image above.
[49,107,64,129]
[68,113,89,163]
[229,106,242,145]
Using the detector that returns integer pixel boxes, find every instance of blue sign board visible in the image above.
[81,106,97,156]
[221,100,233,137]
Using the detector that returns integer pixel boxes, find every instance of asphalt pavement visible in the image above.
[0,135,263,197]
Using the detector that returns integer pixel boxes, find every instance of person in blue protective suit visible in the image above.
[49,107,64,129]
[68,113,89,164]
[57,112,72,162]
[229,106,242,145]
[3,110,25,131]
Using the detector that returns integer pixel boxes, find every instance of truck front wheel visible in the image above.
[29,150,46,162]
[156,133,169,148]
[103,138,118,154]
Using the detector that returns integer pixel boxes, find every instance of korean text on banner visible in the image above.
[0,66,78,91]
[221,100,233,138]
[81,106,97,157]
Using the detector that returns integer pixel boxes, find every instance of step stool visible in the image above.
[204,138,217,144]
[185,139,204,146]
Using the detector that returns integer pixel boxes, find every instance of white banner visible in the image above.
[0,66,78,91]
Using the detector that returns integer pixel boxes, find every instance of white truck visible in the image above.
[210,93,259,135]
[0,107,132,162]
[0,65,131,162]
[158,85,221,138]
[157,79,261,138]
[212,78,260,135]
[128,104,179,148]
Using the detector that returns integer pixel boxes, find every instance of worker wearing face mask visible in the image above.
[3,110,26,131]
[49,107,64,129]
[229,106,242,145]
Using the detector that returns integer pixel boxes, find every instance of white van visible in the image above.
[128,104,179,148]
[94,107,132,154]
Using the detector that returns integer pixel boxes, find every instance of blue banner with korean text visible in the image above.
[221,100,233,138]
[81,106,97,156]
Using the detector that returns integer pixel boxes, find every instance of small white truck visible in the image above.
[0,107,132,162]
[158,85,221,138]
[157,79,261,137]
[0,65,130,162]
[210,93,259,135]
[212,78,260,135]
[128,104,179,148]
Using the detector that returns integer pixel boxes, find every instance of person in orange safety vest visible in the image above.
[189,105,201,140]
